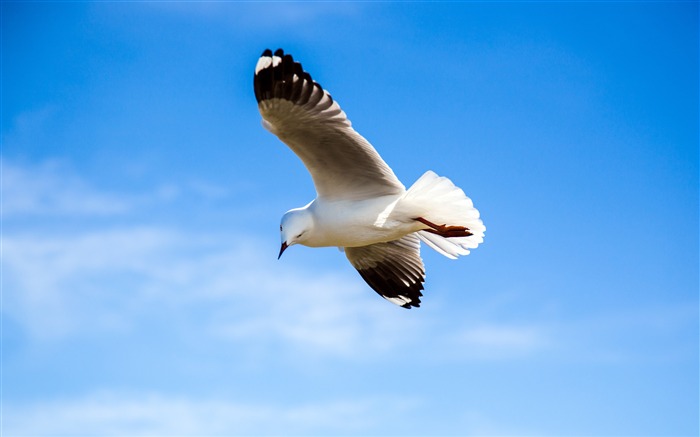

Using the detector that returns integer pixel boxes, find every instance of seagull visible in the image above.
[254,49,485,308]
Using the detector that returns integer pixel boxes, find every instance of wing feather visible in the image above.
[345,234,425,309]
[254,49,405,201]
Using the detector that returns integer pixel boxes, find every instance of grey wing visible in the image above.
[345,234,425,309]
[254,49,405,201]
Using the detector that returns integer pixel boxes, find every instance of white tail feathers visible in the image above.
[403,171,485,259]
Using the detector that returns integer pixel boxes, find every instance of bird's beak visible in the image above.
[278,241,289,260]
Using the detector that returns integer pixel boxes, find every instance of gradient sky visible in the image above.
[2,2,698,436]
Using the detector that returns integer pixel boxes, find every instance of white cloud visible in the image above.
[2,158,551,361]
[0,156,421,352]
[552,300,699,364]
[4,223,552,362]
[3,226,183,338]
[3,390,418,436]
[1,159,132,217]
[451,324,548,359]
[0,159,235,219]
[2,225,421,357]
[2,109,133,217]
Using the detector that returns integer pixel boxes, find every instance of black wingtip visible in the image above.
[402,298,421,309]
[254,48,324,107]
[356,268,424,310]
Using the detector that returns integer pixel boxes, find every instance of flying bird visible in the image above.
[254,49,485,308]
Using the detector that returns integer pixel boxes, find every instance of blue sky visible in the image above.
[2,2,698,436]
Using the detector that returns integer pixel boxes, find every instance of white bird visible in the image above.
[254,49,485,308]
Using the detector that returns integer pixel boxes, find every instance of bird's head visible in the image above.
[278,207,314,259]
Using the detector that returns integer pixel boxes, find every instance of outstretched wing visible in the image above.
[345,234,425,309]
[254,49,405,201]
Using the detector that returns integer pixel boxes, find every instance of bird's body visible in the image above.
[291,194,420,248]
[254,49,485,308]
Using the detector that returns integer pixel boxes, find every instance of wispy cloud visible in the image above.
[10,158,691,368]
[4,226,183,338]
[554,301,699,364]
[451,324,549,359]
[1,159,131,217]
[2,158,554,359]
[4,157,695,436]
[3,224,424,358]
[3,390,419,436]
[1,108,133,217]
[1,158,233,218]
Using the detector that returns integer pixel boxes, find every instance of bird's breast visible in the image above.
[307,195,410,248]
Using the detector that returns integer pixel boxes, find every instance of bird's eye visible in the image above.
[280,225,283,232]
[296,233,303,238]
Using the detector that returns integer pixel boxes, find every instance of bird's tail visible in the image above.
[402,170,485,259]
